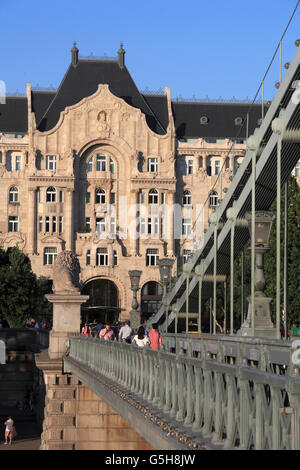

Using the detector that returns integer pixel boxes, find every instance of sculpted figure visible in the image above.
[52,250,80,294]
[97,111,110,139]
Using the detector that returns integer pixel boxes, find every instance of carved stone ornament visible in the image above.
[97,110,110,139]
[52,250,81,294]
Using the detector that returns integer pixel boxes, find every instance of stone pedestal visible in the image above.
[237,294,276,339]
[46,293,89,360]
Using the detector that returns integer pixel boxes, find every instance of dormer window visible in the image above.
[200,116,209,125]
[234,117,243,126]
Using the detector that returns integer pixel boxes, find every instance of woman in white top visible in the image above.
[4,416,14,445]
[132,326,150,348]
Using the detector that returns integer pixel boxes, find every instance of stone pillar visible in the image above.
[65,189,74,250]
[28,187,36,254]
[46,292,89,360]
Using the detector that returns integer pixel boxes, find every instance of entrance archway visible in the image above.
[81,278,120,325]
[141,281,163,322]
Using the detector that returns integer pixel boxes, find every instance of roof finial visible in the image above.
[118,43,125,69]
[71,42,79,67]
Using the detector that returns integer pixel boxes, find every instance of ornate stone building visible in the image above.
[0,44,279,323]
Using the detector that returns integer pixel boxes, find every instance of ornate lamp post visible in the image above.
[238,211,276,338]
[158,258,174,332]
[128,270,142,330]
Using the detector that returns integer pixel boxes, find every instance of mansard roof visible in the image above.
[0,56,266,140]
[0,97,28,133]
[172,101,266,140]
[37,60,168,135]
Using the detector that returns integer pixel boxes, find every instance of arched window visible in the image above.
[46,187,56,203]
[148,188,158,205]
[209,190,218,208]
[95,188,106,204]
[183,190,192,206]
[9,186,19,203]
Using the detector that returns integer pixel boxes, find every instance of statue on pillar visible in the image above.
[52,250,80,294]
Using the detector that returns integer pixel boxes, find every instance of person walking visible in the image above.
[4,416,14,445]
[99,324,114,341]
[132,326,150,348]
[81,323,91,337]
[118,320,133,343]
[148,323,162,351]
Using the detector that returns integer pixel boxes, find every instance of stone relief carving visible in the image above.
[97,111,110,139]
[52,250,81,294]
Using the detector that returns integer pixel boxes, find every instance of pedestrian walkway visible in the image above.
[0,407,41,450]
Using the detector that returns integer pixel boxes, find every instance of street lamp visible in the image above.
[183,262,193,333]
[238,211,276,338]
[158,258,174,332]
[128,270,142,330]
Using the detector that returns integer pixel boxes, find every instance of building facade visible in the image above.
[1,44,294,323]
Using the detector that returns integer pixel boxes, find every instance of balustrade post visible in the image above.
[169,359,178,418]
[164,356,172,413]
[176,355,185,422]
[184,361,194,426]
[223,374,238,449]
[192,365,204,432]
[212,371,224,442]
[201,360,214,437]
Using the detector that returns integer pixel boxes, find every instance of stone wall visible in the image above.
[37,353,153,450]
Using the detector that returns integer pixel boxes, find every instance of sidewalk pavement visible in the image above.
[0,407,41,451]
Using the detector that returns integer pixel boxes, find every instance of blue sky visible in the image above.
[0,0,299,101]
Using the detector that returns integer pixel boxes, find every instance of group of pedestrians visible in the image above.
[81,320,162,351]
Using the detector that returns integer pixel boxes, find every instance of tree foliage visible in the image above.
[0,246,52,328]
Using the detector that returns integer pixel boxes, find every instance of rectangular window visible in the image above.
[86,192,91,204]
[39,216,43,233]
[59,216,63,234]
[110,217,116,236]
[148,157,158,173]
[15,155,21,171]
[182,218,192,236]
[8,216,18,232]
[85,217,91,232]
[140,192,146,204]
[113,250,118,266]
[187,159,193,175]
[87,158,93,172]
[110,192,116,204]
[96,248,108,266]
[86,250,91,266]
[96,217,106,235]
[183,249,192,264]
[161,193,165,204]
[96,154,106,171]
[59,190,64,203]
[52,216,57,233]
[46,155,57,171]
[295,162,300,177]
[215,160,220,175]
[44,247,57,265]
[45,216,50,233]
[146,248,159,266]
[110,157,115,173]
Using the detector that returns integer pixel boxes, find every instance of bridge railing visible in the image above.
[67,335,300,450]
[162,333,293,375]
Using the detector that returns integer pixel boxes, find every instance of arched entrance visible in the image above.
[81,278,120,325]
[141,281,163,322]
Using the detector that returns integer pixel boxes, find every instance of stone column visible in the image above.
[65,189,74,251]
[28,187,36,254]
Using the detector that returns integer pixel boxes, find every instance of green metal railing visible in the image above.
[67,335,300,450]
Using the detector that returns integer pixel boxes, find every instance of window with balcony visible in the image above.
[96,154,106,171]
